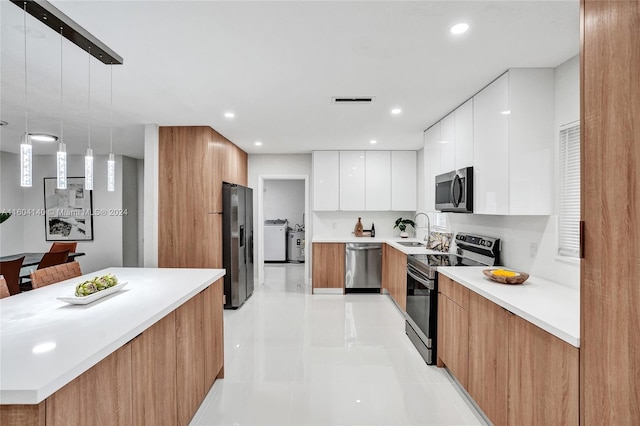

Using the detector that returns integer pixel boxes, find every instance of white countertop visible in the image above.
[312,236,442,255]
[0,267,225,404]
[437,267,580,348]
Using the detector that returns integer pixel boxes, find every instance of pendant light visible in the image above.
[107,64,115,192]
[20,1,32,187]
[84,47,93,191]
[56,27,67,190]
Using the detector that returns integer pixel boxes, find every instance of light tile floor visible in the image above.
[191,264,486,426]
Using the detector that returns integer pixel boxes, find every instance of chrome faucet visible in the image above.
[414,212,431,241]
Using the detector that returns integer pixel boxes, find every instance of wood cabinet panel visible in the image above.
[312,243,345,290]
[438,274,469,309]
[508,314,579,425]
[131,312,177,426]
[581,2,640,425]
[46,344,133,426]
[468,292,509,426]
[203,279,225,390]
[437,294,469,388]
[0,403,45,426]
[385,245,407,311]
[176,293,205,426]
[159,126,248,268]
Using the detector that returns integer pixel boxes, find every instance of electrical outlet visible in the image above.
[332,222,337,230]
[530,243,538,257]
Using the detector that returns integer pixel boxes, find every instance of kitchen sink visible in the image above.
[396,241,424,247]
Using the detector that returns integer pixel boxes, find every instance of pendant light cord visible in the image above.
[60,27,64,141]
[110,63,113,153]
[23,2,28,135]
[87,46,91,149]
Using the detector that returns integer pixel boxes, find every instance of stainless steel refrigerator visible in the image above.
[222,182,254,308]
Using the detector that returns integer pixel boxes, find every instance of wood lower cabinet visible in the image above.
[438,276,579,426]
[203,279,225,389]
[468,291,509,426]
[131,312,177,426]
[0,404,44,426]
[437,275,470,388]
[176,292,206,426]
[46,344,133,425]
[382,245,407,311]
[312,243,345,292]
[508,314,579,425]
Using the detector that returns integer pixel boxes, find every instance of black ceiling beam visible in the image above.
[10,0,123,65]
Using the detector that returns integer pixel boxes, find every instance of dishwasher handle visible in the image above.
[345,244,382,251]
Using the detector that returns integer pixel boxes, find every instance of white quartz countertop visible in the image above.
[437,267,580,348]
[312,237,442,255]
[0,267,225,404]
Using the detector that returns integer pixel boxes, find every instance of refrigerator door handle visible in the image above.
[239,225,245,247]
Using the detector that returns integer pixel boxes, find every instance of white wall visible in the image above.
[0,151,135,273]
[312,210,414,238]
[263,179,305,226]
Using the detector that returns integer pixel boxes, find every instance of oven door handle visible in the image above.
[407,266,435,290]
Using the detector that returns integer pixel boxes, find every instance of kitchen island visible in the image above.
[0,267,225,426]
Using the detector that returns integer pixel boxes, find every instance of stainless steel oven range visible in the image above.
[405,232,501,365]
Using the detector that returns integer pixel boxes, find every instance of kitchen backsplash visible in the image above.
[312,211,414,238]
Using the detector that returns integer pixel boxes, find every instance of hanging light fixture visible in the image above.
[84,47,94,191]
[107,64,115,192]
[20,1,32,188]
[56,27,67,190]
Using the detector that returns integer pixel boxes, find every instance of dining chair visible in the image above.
[30,261,82,289]
[19,251,70,291]
[0,275,11,298]
[0,256,25,296]
[49,241,77,254]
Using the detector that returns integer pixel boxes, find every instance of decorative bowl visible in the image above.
[482,269,529,285]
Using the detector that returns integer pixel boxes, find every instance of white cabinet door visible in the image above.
[313,151,339,211]
[455,99,474,169]
[507,69,554,215]
[423,124,440,212]
[339,151,365,211]
[473,73,509,215]
[439,113,456,174]
[365,151,391,211]
[391,151,417,211]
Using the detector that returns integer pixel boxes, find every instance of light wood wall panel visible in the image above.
[581,1,640,424]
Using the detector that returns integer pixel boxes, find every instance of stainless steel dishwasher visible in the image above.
[345,243,382,293]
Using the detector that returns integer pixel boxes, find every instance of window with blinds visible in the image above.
[558,122,581,257]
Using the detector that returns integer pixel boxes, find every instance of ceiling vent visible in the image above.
[331,97,375,104]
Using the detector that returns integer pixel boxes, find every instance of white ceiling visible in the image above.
[0,1,579,159]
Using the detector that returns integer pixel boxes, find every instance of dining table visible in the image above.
[0,252,85,268]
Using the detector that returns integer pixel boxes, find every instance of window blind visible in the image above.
[558,123,581,257]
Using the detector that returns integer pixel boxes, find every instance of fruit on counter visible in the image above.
[75,273,119,297]
[491,269,518,277]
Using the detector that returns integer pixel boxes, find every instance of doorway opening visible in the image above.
[257,175,309,286]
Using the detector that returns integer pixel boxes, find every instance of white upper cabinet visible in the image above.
[473,69,554,215]
[313,151,339,211]
[423,126,440,212]
[439,113,456,174]
[454,99,474,169]
[391,151,417,211]
[339,151,366,211]
[365,151,391,211]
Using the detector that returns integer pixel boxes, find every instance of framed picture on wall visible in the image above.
[43,177,94,241]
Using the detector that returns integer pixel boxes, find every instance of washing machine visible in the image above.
[264,219,288,261]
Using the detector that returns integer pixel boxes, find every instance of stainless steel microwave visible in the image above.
[435,167,473,213]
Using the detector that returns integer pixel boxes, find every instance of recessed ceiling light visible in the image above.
[501,110,511,115]
[369,140,377,144]
[224,112,235,118]
[29,133,58,142]
[391,108,402,115]
[255,141,262,146]
[439,140,449,144]
[450,23,469,35]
